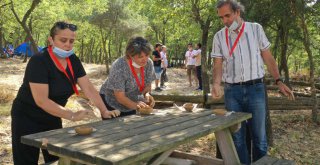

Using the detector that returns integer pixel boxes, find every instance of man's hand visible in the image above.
[211,84,223,99]
[277,82,295,100]
[102,110,121,119]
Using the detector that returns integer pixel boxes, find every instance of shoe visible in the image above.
[195,87,202,91]
[160,85,167,89]
[154,87,163,92]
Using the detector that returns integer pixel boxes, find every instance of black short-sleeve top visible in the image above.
[152,50,161,66]
[14,47,86,120]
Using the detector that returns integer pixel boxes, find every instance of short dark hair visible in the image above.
[188,43,193,46]
[125,36,153,58]
[197,43,202,48]
[216,0,245,14]
[155,43,162,48]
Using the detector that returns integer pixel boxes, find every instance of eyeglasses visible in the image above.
[132,40,148,49]
[55,22,77,31]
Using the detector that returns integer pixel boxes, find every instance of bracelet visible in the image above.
[275,78,283,85]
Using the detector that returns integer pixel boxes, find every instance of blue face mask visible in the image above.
[53,46,74,58]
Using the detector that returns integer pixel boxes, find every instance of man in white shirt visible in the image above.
[211,0,294,164]
[185,43,197,87]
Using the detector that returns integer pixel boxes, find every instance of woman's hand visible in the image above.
[72,110,96,121]
[136,101,148,109]
[145,95,155,108]
[101,110,121,119]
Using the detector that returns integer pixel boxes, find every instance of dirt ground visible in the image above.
[0,58,319,164]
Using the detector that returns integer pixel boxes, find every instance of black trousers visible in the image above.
[99,94,136,119]
[11,100,61,165]
[196,65,202,89]
[160,68,167,86]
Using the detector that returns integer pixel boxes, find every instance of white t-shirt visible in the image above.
[185,50,197,65]
[160,51,168,68]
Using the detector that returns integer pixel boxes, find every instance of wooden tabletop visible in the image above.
[21,108,251,165]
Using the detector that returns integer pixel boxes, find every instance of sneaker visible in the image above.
[160,85,167,89]
[154,87,163,92]
[195,87,202,91]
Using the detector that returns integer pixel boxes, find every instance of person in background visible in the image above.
[193,43,202,90]
[185,43,197,87]
[11,21,120,165]
[211,1,294,164]
[99,36,156,117]
[160,45,168,89]
[152,43,163,91]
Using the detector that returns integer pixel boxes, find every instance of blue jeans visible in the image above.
[224,83,268,164]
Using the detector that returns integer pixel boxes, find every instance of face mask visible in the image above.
[228,19,239,31]
[53,46,74,58]
[132,59,142,68]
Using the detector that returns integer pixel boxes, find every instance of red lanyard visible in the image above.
[129,58,145,92]
[225,22,245,57]
[48,46,79,95]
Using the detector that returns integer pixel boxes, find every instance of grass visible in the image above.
[0,103,12,116]
[0,84,15,104]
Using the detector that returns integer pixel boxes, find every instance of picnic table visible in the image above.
[21,107,251,165]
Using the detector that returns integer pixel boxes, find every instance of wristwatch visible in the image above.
[275,78,283,85]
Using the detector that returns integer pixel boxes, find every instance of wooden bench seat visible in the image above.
[42,160,58,165]
[252,155,295,165]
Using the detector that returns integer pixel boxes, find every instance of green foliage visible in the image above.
[0,0,319,77]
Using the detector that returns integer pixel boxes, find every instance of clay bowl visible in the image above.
[183,103,194,112]
[212,109,227,116]
[138,106,153,115]
[75,126,93,135]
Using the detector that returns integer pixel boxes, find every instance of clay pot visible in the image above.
[183,103,194,112]
[212,109,227,116]
[138,106,153,115]
[75,126,93,135]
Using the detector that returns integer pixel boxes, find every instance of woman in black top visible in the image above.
[11,21,120,165]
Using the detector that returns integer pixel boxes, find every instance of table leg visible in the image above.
[48,151,92,165]
[147,149,175,165]
[215,128,240,165]
[58,157,82,165]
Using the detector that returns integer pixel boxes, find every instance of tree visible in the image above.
[10,0,40,62]
[189,0,217,105]
[291,0,318,122]
[0,1,12,58]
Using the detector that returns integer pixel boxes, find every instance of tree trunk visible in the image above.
[190,0,213,108]
[200,21,210,106]
[89,38,95,63]
[80,38,84,61]
[279,23,290,87]
[0,23,5,58]
[289,0,318,122]
[272,25,281,61]
[10,0,40,59]
[99,47,102,64]
[297,5,318,122]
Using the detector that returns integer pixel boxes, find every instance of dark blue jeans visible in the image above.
[224,83,268,164]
